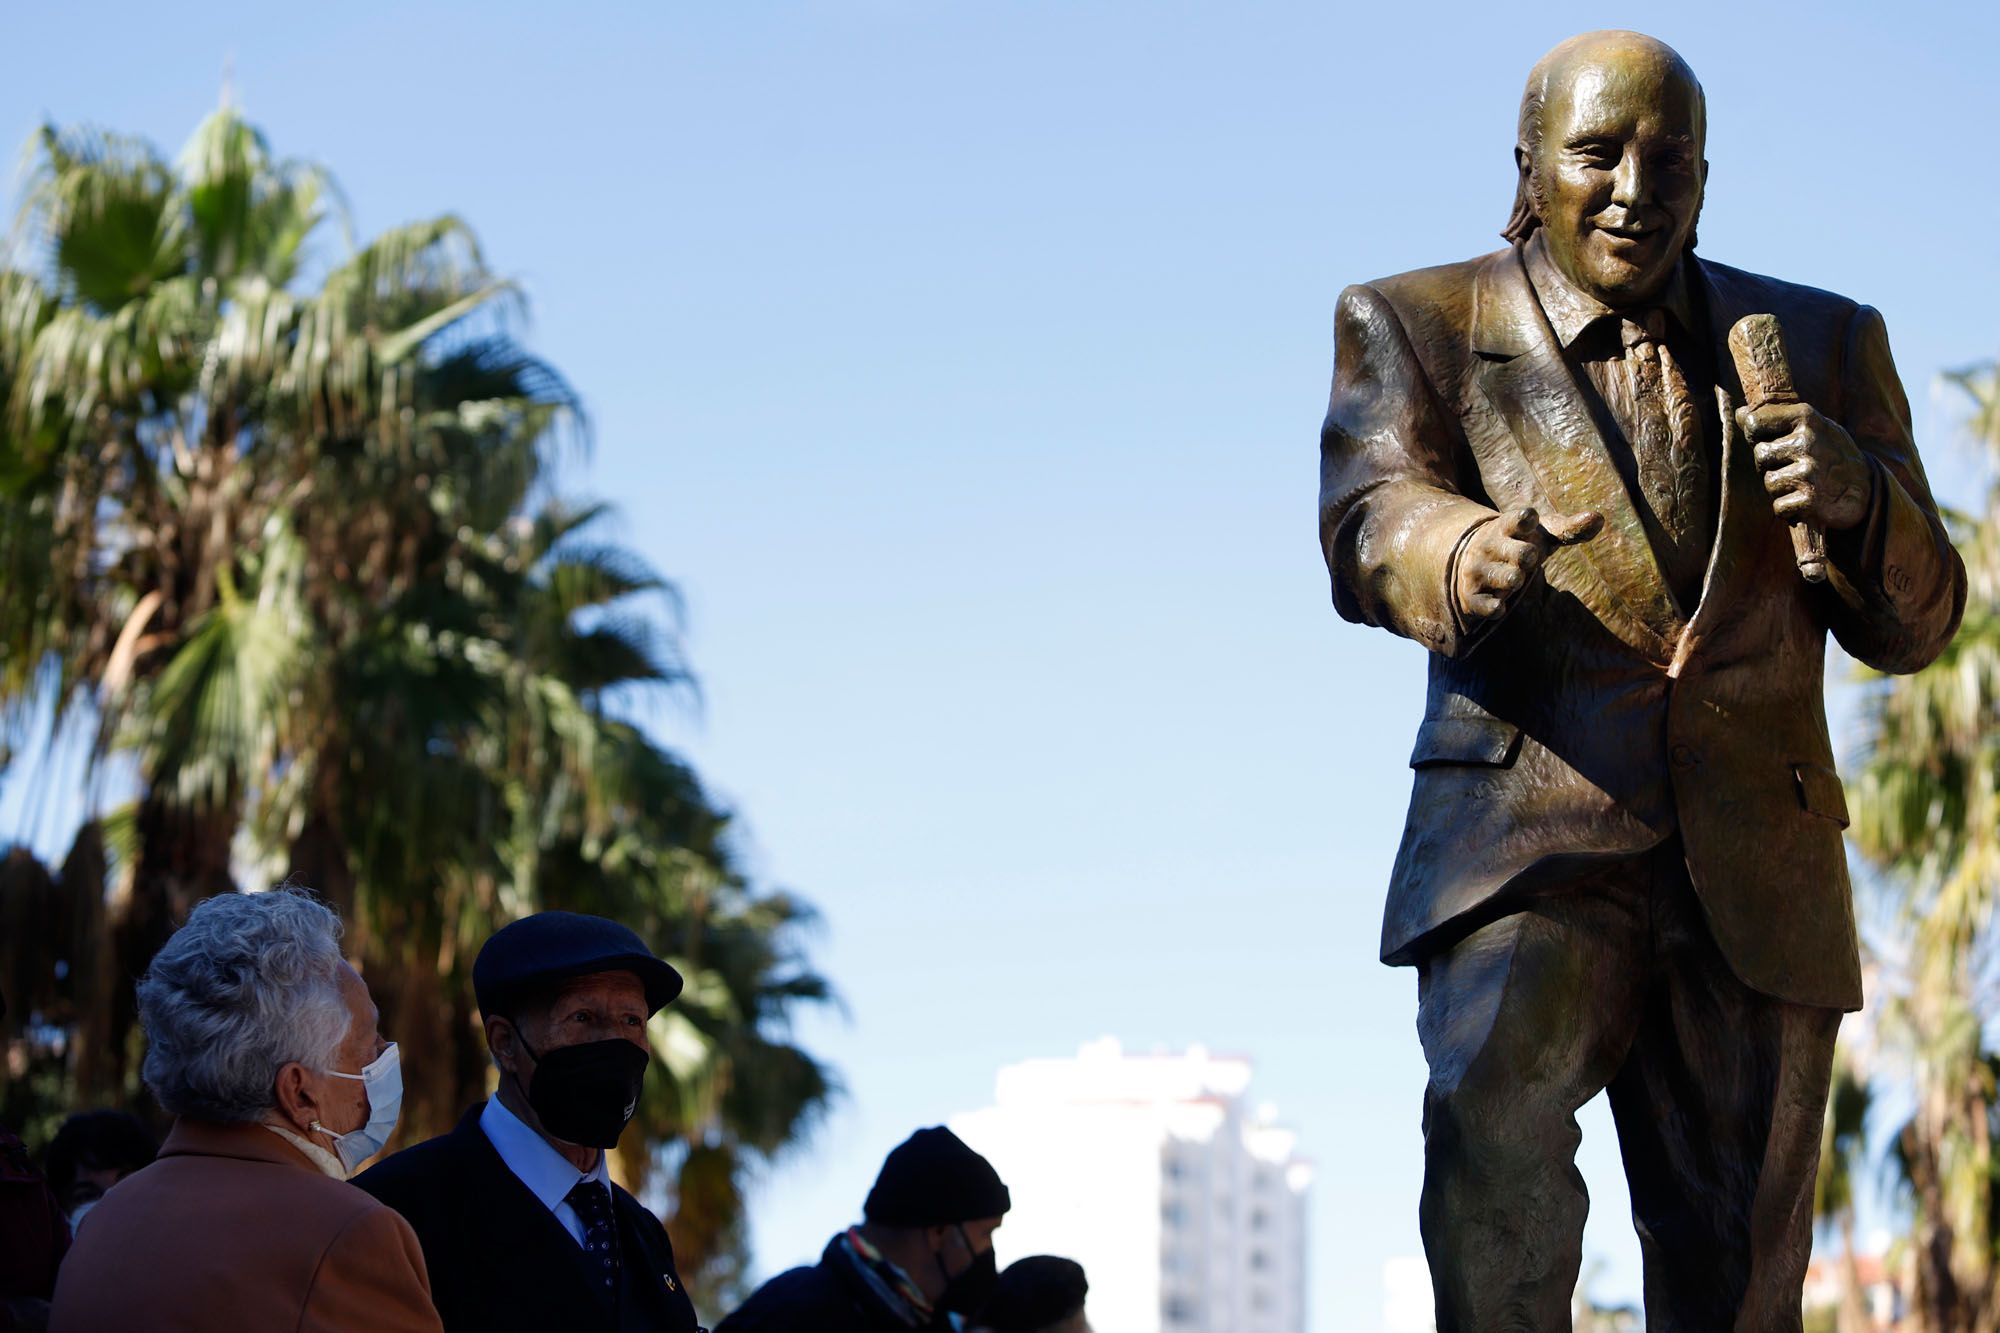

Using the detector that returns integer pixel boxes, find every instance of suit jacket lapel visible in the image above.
[455,1112,614,1317]
[1471,248,1680,658]
[1673,255,1782,669]
[612,1195,685,1325]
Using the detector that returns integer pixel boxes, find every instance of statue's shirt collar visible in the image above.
[1523,232,1696,351]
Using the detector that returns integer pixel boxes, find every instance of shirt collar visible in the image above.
[1523,231,1697,350]
[479,1094,609,1216]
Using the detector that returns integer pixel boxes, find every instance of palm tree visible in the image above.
[1846,359,2000,1333]
[1,109,528,1097]
[0,107,835,1296]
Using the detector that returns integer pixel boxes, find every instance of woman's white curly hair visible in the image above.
[137,888,351,1122]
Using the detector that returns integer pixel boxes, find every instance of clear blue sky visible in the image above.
[4,2,1996,1328]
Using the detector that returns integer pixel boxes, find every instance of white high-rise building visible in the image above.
[951,1039,1311,1333]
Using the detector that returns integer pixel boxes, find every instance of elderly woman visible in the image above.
[51,889,441,1332]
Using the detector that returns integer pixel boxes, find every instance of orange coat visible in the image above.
[51,1118,442,1333]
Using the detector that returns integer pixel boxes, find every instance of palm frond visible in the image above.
[18,123,182,312]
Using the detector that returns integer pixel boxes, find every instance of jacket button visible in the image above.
[1671,743,1699,769]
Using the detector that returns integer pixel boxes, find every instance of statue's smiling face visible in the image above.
[1528,45,1705,307]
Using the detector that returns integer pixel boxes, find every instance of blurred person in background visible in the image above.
[50,889,439,1333]
[967,1257,1090,1333]
[356,911,701,1332]
[718,1126,1009,1333]
[0,988,68,1333]
[41,1111,158,1232]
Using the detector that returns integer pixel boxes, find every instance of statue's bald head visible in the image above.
[1503,31,1708,305]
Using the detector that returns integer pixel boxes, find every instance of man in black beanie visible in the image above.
[968,1257,1090,1333]
[717,1126,1010,1332]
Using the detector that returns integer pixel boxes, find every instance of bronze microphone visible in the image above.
[1728,313,1828,583]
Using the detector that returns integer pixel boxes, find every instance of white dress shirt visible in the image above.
[479,1095,612,1248]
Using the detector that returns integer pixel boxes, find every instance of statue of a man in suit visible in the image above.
[1318,30,1965,1330]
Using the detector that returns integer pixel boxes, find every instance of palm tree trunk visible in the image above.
[286,808,359,945]
[60,824,117,1103]
[105,793,239,1096]
[1902,1116,1967,1333]
[364,926,486,1148]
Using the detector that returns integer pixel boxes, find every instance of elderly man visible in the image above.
[356,911,700,1332]
[718,1126,1009,1332]
[50,889,438,1332]
[1317,29,1963,1331]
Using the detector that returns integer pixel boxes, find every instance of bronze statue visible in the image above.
[1317,30,1965,1331]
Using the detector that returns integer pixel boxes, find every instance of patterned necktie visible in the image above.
[1613,309,1710,600]
[567,1179,620,1295]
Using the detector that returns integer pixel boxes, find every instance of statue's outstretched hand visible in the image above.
[1454,506,1604,627]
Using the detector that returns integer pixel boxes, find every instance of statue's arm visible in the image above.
[1319,284,1497,656]
[1819,304,1967,673]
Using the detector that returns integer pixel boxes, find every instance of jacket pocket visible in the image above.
[1410,715,1522,769]
[1793,763,1851,826]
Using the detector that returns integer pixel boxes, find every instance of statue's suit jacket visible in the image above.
[1320,245,1965,1010]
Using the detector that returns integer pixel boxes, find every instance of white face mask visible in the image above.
[312,1042,403,1177]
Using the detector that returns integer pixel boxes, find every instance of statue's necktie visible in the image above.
[1613,309,1709,601]
[567,1179,620,1295]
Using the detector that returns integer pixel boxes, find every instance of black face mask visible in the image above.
[514,1033,649,1148]
[934,1225,999,1317]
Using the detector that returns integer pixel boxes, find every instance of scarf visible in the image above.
[838,1226,950,1330]
[263,1123,348,1180]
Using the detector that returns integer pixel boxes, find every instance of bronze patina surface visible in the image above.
[1318,30,1964,1331]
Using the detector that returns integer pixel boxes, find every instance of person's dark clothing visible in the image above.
[0,1127,69,1333]
[355,1103,699,1333]
[717,1235,929,1333]
[1415,838,1837,1331]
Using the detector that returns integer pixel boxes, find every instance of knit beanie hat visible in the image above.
[862,1126,1012,1226]
[975,1255,1088,1331]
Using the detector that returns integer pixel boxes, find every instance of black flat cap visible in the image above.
[863,1126,1011,1227]
[473,911,683,1017]
[976,1256,1088,1331]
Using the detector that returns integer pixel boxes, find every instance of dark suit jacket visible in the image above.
[716,1235,919,1333]
[355,1103,700,1333]
[1319,244,1964,1009]
[52,1119,440,1333]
